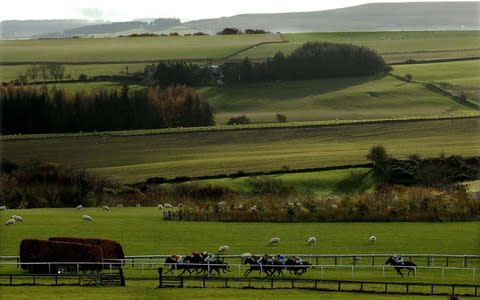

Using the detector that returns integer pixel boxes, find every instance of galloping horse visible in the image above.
[285,258,313,276]
[164,255,202,276]
[198,259,231,276]
[243,257,276,276]
[385,257,416,277]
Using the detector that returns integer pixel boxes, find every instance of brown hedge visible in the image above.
[20,239,103,273]
[49,237,125,261]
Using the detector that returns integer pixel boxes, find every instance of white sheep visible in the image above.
[135,204,141,208]
[307,236,317,245]
[218,201,226,206]
[218,245,229,253]
[13,215,23,222]
[5,219,15,226]
[157,204,163,210]
[117,204,123,208]
[369,236,377,244]
[268,237,280,246]
[82,215,93,221]
[163,203,173,208]
[102,205,110,211]
[76,205,83,210]
[0,206,6,211]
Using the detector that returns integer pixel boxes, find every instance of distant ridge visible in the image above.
[1,2,479,39]
[185,2,480,33]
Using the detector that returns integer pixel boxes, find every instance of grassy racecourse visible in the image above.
[2,118,479,183]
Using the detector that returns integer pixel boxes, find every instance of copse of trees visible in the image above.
[153,61,215,86]
[222,42,391,83]
[0,83,214,134]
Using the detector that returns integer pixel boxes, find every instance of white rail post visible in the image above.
[473,268,476,282]
[150,257,153,268]
[382,265,385,277]
[321,266,324,279]
[48,263,51,274]
[141,263,144,275]
[77,263,79,274]
[441,267,444,280]
[351,265,354,279]
[238,264,241,277]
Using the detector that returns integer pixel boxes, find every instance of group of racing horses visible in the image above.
[164,254,313,277]
[164,254,416,277]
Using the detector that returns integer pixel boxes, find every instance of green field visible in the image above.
[163,168,372,195]
[200,73,478,124]
[0,208,478,298]
[393,60,480,104]
[0,34,283,63]
[2,118,479,183]
[233,31,480,60]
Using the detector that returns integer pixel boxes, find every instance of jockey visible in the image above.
[264,253,270,263]
[277,254,286,264]
[204,253,215,264]
[172,254,183,263]
[192,251,201,258]
[393,254,404,265]
[292,255,303,265]
[255,255,263,264]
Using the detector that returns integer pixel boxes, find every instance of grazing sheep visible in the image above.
[76,205,83,210]
[135,204,141,208]
[218,245,229,253]
[0,206,6,211]
[163,203,173,208]
[102,205,110,211]
[218,201,226,206]
[369,236,376,244]
[5,219,15,226]
[117,204,123,208]
[13,215,23,222]
[268,237,280,246]
[82,215,93,221]
[157,204,163,210]
[330,204,338,209]
[307,236,317,245]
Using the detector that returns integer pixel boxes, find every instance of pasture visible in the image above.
[0,34,284,63]
[2,118,479,183]
[0,207,478,300]
[233,31,480,61]
[199,71,478,124]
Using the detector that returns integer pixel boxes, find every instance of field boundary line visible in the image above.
[2,115,479,141]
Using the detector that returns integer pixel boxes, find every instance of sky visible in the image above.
[1,0,476,22]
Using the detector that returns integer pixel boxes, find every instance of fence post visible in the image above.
[33,275,36,285]
[48,263,51,274]
[77,263,79,275]
[158,267,163,288]
[334,257,337,265]
[238,264,241,277]
[16,257,20,269]
[260,264,263,277]
[55,274,58,286]
[141,263,144,275]
[473,269,476,282]
[406,283,409,294]
[338,281,341,291]
[150,257,153,268]
[203,276,206,288]
[464,256,467,268]
[432,256,435,266]
[382,265,385,277]
[9,274,12,286]
[110,263,112,272]
[316,257,318,265]
[314,280,318,289]
[384,283,388,293]
[271,278,274,289]
[291,279,294,288]
[442,267,445,280]
[351,265,354,279]
[132,257,135,267]
[427,256,430,266]
[371,256,374,266]
[225,278,228,288]
[321,266,324,279]
[446,257,449,267]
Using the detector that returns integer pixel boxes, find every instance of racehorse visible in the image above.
[198,259,231,276]
[385,257,417,277]
[243,257,275,277]
[164,255,202,276]
[285,258,313,276]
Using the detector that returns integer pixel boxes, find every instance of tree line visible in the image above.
[0,83,214,134]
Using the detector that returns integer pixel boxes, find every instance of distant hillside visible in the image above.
[185,2,480,33]
[0,20,104,39]
[1,2,478,39]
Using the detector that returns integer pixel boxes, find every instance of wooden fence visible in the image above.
[157,271,480,297]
